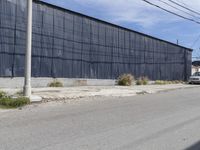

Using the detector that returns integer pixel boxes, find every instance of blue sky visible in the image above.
[42,0,200,60]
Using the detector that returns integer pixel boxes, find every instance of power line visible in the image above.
[192,57,200,59]
[175,0,187,7]
[141,0,200,25]
[167,0,200,16]
[142,0,200,52]
[157,0,200,20]
[191,35,200,48]
[169,1,200,51]
[175,0,195,9]
[192,48,200,61]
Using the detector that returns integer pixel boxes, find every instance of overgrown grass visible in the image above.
[136,77,149,85]
[15,90,23,96]
[0,91,30,109]
[117,74,134,86]
[155,80,167,85]
[0,91,6,99]
[0,97,30,108]
[154,80,184,85]
[48,79,64,87]
[0,105,14,109]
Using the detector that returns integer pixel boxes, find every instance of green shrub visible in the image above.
[117,74,134,86]
[0,97,30,108]
[155,80,167,85]
[136,79,143,85]
[136,77,149,85]
[154,80,183,85]
[0,91,7,99]
[12,97,30,107]
[142,77,149,85]
[48,79,63,87]
[173,80,183,84]
[0,91,30,108]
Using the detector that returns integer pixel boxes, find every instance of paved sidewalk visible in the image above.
[1,84,199,102]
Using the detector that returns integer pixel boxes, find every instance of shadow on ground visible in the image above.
[185,141,200,150]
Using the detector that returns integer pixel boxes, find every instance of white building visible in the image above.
[192,61,200,75]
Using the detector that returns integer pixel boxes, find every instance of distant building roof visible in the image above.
[192,61,200,67]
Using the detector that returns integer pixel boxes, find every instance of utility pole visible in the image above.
[24,0,32,97]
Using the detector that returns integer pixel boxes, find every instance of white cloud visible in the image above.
[72,0,200,28]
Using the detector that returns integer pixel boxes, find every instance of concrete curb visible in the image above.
[30,95,43,103]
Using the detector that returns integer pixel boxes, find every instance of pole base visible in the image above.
[29,95,42,103]
[23,85,31,97]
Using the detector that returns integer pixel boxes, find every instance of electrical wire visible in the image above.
[157,0,200,20]
[141,0,200,25]
[167,0,200,16]
[175,0,187,7]
[191,35,200,48]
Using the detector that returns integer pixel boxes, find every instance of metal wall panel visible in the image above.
[0,0,192,80]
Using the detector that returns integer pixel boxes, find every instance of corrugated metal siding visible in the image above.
[0,0,192,80]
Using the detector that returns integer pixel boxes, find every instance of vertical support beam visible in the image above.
[24,0,32,97]
[51,9,55,77]
[184,49,188,81]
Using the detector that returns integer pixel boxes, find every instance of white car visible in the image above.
[189,72,200,84]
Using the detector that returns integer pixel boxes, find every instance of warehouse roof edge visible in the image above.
[36,0,193,52]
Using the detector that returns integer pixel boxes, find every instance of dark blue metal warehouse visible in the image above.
[0,0,192,80]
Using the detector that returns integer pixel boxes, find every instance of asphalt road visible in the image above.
[1,87,200,150]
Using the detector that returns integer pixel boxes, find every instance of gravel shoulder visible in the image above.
[1,84,199,102]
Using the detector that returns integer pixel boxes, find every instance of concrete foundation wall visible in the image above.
[0,78,116,88]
